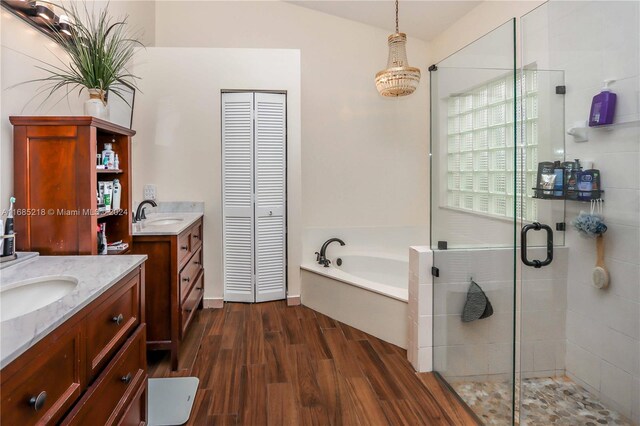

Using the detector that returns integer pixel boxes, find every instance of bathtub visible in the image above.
[300,252,409,348]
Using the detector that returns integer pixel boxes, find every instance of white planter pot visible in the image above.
[84,89,109,119]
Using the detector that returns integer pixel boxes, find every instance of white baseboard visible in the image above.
[203,298,224,309]
[287,295,301,306]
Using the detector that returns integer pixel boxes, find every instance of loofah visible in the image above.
[572,211,608,237]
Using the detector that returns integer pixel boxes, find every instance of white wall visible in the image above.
[1,1,155,212]
[147,1,430,301]
[130,47,302,302]
[152,1,430,230]
[428,0,545,65]
[523,2,640,421]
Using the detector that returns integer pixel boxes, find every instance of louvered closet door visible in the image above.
[222,92,255,302]
[254,93,286,302]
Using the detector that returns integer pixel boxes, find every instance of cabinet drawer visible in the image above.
[190,220,203,251]
[177,230,191,269]
[86,273,140,381]
[180,247,203,302]
[62,326,146,426]
[181,272,204,337]
[1,328,82,426]
[118,377,147,426]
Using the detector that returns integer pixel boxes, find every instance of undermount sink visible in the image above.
[1,276,78,322]
[145,217,184,226]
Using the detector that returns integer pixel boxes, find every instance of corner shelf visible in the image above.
[97,210,127,220]
[97,168,123,174]
[532,188,604,202]
[590,118,640,130]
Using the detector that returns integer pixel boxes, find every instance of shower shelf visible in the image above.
[531,188,604,202]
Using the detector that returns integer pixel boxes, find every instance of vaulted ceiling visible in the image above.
[288,1,481,41]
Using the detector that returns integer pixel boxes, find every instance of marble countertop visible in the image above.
[0,252,38,270]
[0,254,147,369]
[132,212,203,236]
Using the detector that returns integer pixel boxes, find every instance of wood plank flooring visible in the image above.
[148,301,479,425]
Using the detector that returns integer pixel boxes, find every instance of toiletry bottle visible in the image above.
[103,181,113,211]
[564,159,580,200]
[577,170,594,201]
[102,143,115,169]
[114,154,120,170]
[2,197,15,257]
[589,80,617,127]
[537,162,555,198]
[553,161,564,197]
[98,224,108,255]
[112,179,122,211]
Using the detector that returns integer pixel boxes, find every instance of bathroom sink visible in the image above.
[145,217,184,226]
[1,276,78,322]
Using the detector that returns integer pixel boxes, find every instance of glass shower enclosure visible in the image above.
[430,3,639,424]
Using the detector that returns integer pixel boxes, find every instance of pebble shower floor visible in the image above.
[452,376,635,425]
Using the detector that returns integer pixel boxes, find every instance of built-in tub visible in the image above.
[300,253,408,348]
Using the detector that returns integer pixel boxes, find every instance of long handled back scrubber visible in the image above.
[594,234,609,289]
[572,199,609,288]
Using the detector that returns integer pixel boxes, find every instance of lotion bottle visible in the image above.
[112,179,122,211]
[589,80,617,127]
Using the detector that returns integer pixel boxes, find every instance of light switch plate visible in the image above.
[143,184,157,200]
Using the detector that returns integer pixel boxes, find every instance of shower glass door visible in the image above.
[430,19,518,423]
[515,64,567,425]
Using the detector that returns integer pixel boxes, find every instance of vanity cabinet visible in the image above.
[132,217,204,370]
[0,265,147,425]
[9,116,135,255]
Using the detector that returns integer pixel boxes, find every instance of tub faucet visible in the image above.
[134,199,158,222]
[315,238,345,267]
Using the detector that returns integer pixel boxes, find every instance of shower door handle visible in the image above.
[521,222,553,268]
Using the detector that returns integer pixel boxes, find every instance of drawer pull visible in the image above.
[121,373,132,384]
[112,314,124,325]
[194,261,201,265]
[193,234,199,240]
[182,277,190,283]
[181,245,188,251]
[28,391,47,412]
[196,286,203,291]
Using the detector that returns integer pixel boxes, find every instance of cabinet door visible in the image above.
[222,92,255,302]
[254,93,287,302]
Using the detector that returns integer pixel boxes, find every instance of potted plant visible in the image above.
[32,1,143,119]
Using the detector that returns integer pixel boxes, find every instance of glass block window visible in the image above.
[446,71,538,221]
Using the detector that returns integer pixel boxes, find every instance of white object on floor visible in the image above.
[148,377,199,426]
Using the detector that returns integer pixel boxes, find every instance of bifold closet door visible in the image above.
[222,92,255,303]
[254,93,286,302]
[222,92,286,303]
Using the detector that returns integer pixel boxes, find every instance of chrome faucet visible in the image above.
[315,238,345,267]
[134,199,157,222]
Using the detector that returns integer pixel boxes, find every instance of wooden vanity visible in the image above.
[132,217,204,370]
[0,264,147,425]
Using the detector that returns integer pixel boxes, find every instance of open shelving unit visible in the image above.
[10,116,135,255]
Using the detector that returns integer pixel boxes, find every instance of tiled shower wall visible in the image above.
[431,247,568,382]
[524,2,640,422]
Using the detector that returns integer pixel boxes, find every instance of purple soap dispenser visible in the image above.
[589,79,617,127]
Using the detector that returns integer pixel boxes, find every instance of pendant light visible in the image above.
[375,0,421,97]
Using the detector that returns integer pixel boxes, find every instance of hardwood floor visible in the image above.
[148,301,479,425]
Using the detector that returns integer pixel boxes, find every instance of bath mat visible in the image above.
[461,280,493,322]
[148,377,199,425]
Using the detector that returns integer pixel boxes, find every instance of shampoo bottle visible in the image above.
[589,80,617,127]
[553,161,564,197]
